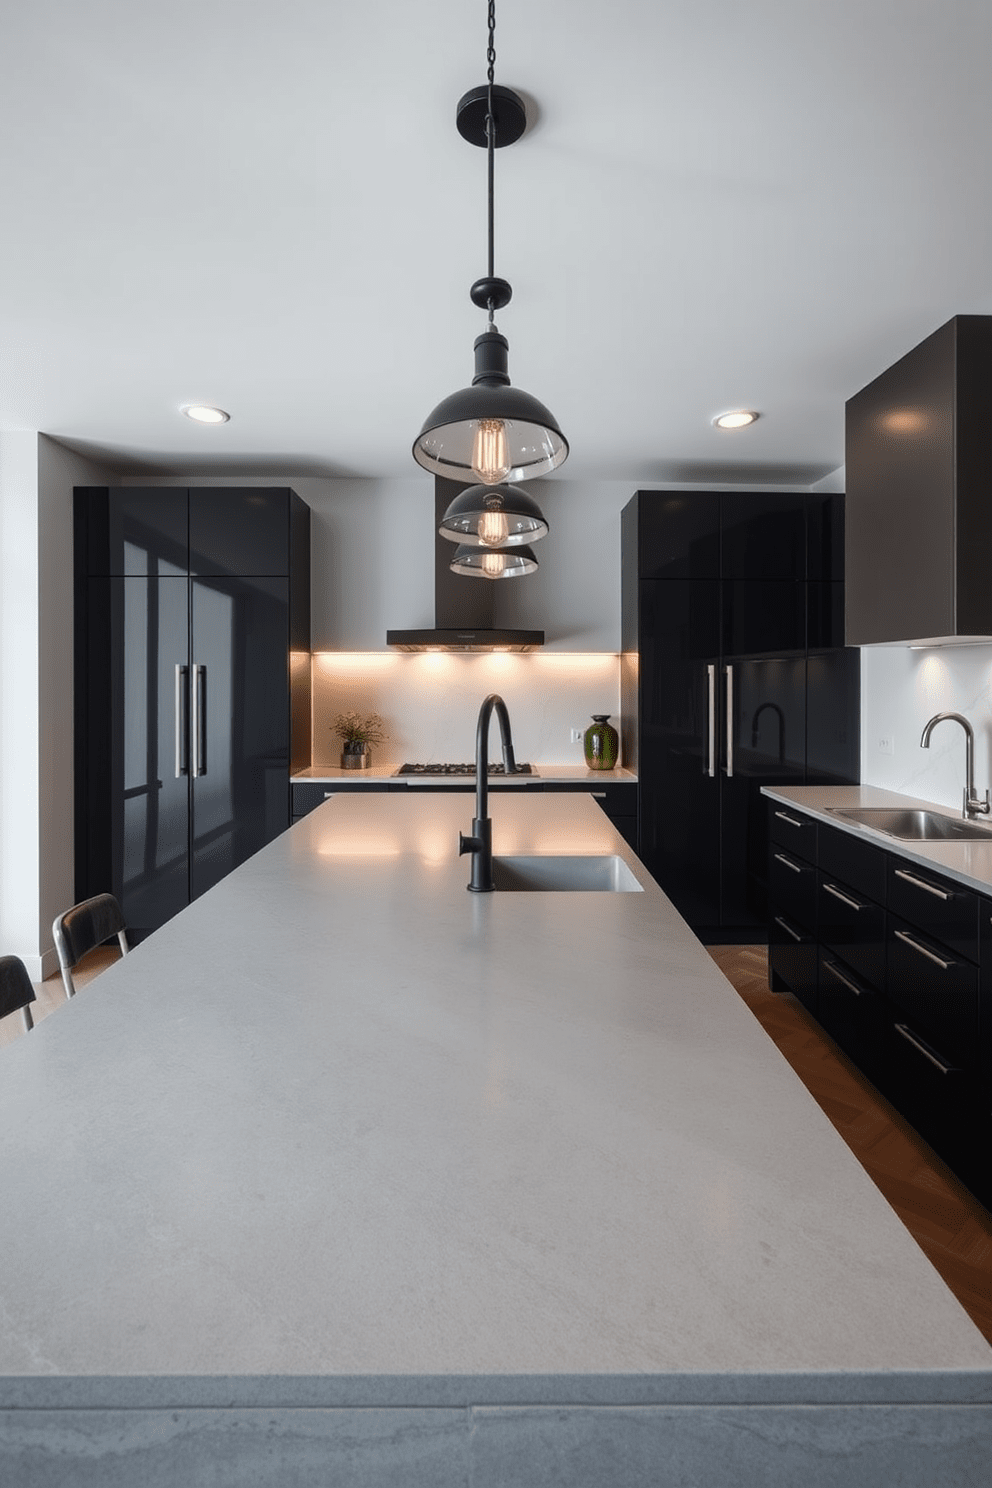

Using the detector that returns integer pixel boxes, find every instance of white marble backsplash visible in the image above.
[861,643,992,810]
[311,652,621,767]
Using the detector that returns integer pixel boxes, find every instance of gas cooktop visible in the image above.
[396,762,536,777]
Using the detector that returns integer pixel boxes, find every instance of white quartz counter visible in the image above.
[1,793,989,1484]
[762,782,992,896]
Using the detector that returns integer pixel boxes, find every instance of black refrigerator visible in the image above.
[621,490,858,939]
[74,487,311,941]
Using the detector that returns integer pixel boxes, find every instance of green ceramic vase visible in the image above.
[583,714,619,772]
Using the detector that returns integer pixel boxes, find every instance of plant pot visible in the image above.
[583,715,619,772]
[342,745,371,770]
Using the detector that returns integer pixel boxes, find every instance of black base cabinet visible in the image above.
[766,799,992,1211]
[75,487,311,942]
[291,780,638,847]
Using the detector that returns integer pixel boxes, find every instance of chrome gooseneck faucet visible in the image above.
[459,693,518,891]
[919,711,991,819]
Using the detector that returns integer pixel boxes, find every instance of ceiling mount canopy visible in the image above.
[412,0,568,503]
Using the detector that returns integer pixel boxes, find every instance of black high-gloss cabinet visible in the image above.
[622,490,859,937]
[75,487,311,941]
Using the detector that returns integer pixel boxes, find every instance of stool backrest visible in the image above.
[0,955,36,1032]
[52,893,129,998]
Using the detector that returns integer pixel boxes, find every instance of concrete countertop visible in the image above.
[762,782,992,895]
[294,764,638,785]
[1,792,989,1481]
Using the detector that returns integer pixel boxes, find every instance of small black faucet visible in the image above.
[751,700,785,763]
[459,694,518,891]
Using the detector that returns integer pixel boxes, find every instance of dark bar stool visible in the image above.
[52,894,130,999]
[0,955,37,1033]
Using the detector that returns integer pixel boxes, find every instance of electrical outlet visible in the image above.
[877,734,895,756]
[570,728,584,743]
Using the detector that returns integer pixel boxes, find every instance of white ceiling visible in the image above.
[3,0,992,485]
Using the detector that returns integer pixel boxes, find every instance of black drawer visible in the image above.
[769,916,817,1013]
[769,846,817,930]
[544,782,638,815]
[979,905,992,1087]
[887,859,979,962]
[818,823,887,903]
[817,948,887,1073]
[886,915,980,1069]
[291,781,400,816]
[768,803,817,860]
[817,872,885,992]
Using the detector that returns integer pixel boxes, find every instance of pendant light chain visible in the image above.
[410,0,569,496]
[486,0,497,324]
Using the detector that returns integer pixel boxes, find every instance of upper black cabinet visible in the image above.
[636,491,721,579]
[77,486,298,578]
[845,314,992,644]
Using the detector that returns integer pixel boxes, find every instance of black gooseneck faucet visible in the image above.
[459,693,518,891]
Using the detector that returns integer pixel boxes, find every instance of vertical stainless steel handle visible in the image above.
[724,664,734,777]
[174,664,189,777]
[706,664,716,777]
[191,664,206,777]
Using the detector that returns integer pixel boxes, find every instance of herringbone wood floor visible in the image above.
[709,943,992,1345]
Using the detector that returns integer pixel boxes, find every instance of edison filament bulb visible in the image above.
[471,419,511,484]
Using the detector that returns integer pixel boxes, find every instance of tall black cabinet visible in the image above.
[621,490,858,939]
[74,487,311,941]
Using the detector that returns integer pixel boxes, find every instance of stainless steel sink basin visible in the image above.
[827,806,992,841]
[492,855,644,892]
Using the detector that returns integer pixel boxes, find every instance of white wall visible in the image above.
[0,433,115,977]
[860,644,992,810]
[0,433,42,973]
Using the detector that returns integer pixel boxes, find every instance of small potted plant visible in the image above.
[333,710,387,770]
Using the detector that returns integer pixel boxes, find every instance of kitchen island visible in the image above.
[0,792,990,1485]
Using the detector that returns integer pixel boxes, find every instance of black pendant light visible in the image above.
[437,483,549,548]
[449,544,540,580]
[413,0,568,494]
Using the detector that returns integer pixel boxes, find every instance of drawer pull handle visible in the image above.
[592,791,606,798]
[894,1022,956,1076]
[894,867,952,901]
[823,959,864,996]
[774,810,805,828]
[823,882,864,912]
[323,791,336,799]
[773,852,803,875]
[774,916,803,943]
[893,928,954,971]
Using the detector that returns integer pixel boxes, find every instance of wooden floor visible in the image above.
[4,943,991,1345]
[709,944,992,1346]
[0,948,121,1050]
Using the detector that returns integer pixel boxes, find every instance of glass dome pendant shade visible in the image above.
[438,482,549,548]
[449,543,539,580]
[413,329,568,484]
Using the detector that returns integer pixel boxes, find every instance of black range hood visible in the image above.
[386,479,545,652]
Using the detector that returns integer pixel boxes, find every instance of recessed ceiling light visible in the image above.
[181,404,230,424]
[712,410,759,430]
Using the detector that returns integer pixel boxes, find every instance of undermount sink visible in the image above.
[492,855,644,892]
[827,806,992,841]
